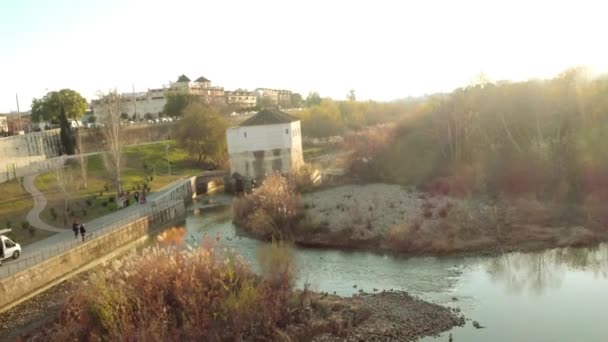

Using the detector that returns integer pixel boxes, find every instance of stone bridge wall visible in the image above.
[0,201,186,313]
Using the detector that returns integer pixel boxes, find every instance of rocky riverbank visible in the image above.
[309,291,465,341]
[4,281,463,342]
[293,183,606,256]
[0,279,74,342]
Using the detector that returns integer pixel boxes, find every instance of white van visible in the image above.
[0,229,21,264]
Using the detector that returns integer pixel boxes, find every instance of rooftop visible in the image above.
[239,109,298,127]
[177,74,191,82]
[195,76,211,83]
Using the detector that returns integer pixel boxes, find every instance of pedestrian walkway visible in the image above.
[22,174,66,233]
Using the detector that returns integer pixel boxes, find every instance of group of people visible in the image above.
[72,220,87,241]
[133,190,146,204]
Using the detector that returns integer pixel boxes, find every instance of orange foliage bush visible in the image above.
[44,242,296,341]
[233,173,304,239]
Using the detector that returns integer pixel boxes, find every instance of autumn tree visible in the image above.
[31,89,87,123]
[176,102,228,165]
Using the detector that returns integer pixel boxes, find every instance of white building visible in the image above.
[226,109,303,179]
[225,89,257,109]
[90,75,219,120]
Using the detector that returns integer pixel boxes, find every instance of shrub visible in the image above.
[85,199,93,207]
[5,220,11,228]
[28,227,36,237]
[45,240,296,341]
[108,197,115,203]
[101,201,108,207]
[21,221,30,230]
[233,173,304,239]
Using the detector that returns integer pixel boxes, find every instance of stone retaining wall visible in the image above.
[0,201,186,312]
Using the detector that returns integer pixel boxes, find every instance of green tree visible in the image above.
[304,92,322,107]
[290,93,303,108]
[88,115,97,123]
[31,89,87,123]
[120,112,129,120]
[144,113,154,120]
[176,102,228,164]
[163,93,199,117]
[59,105,76,155]
[347,89,356,101]
[298,100,344,137]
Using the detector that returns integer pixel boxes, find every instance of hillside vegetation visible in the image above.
[346,69,608,225]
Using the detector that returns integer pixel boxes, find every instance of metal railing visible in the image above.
[0,199,183,278]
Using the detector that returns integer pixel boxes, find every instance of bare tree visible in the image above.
[53,166,75,227]
[97,90,125,204]
[75,127,88,189]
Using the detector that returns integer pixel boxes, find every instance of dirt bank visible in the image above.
[294,184,607,255]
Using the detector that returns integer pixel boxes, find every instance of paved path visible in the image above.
[22,174,66,233]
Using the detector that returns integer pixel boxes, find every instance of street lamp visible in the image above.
[165,144,171,176]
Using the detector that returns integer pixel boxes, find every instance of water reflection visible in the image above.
[486,244,608,294]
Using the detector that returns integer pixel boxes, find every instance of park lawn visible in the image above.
[0,179,55,246]
[36,141,204,228]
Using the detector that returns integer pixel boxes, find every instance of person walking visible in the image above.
[79,222,87,242]
[134,191,140,205]
[0,238,4,266]
[72,220,79,239]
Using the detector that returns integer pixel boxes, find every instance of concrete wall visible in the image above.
[0,129,61,159]
[0,155,67,183]
[227,121,303,178]
[0,130,63,184]
[0,201,186,312]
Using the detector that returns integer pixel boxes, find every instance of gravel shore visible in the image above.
[310,291,465,342]
[0,280,74,342]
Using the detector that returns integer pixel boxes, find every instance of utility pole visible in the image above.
[15,93,21,132]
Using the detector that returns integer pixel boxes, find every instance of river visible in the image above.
[181,204,608,342]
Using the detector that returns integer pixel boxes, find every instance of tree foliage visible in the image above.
[348,68,608,210]
[31,89,87,123]
[175,102,228,164]
[304,92,322,107]
[163,93,199,117]
[97,91,125,201]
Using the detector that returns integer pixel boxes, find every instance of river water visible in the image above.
[182,205,608,342]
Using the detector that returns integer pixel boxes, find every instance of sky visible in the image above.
[1,0,607,112]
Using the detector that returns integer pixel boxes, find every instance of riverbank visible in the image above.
[281,184,606,256]
[4,283,464,342]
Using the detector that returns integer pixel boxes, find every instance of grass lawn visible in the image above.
[36,141,205,228]
[0,179,55,245]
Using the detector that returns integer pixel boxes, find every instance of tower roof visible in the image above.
[195,76,210,83]
[239,109,298,127]
[177,74,190,82]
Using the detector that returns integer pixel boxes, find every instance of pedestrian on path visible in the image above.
[134,191,140,205]
[72,220,79,239]
[79,223,87,242]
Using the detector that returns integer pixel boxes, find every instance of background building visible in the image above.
[225,90,257,109]
[226,109,303,179]
[90,74,221,120]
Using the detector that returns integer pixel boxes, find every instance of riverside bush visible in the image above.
[233,173,304,239]
[46,235,296,341]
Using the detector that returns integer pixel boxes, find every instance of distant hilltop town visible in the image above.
[89,74,302,121]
